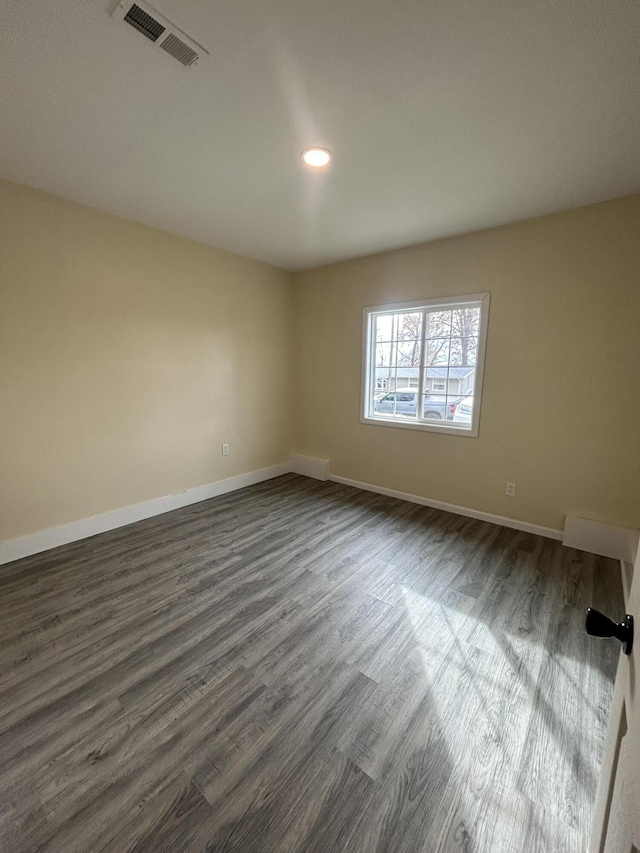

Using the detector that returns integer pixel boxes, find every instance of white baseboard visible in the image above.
[289,454,330,481]
[329,474,563,541]
[563,516,639,563]
[0,461,291,566]
[9,459,633,566]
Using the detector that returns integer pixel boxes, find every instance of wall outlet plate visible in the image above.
[222,443,229,456]
[506,482,517,496]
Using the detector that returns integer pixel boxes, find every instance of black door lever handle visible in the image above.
[585,608,633,655]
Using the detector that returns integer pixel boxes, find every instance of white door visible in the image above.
[588,547,640,853]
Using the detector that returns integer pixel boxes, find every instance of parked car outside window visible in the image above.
[452,395,473,424]
[374,391,459,421]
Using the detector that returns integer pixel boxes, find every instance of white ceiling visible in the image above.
[2,0,639,271]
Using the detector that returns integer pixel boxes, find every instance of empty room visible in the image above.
[1,1,640,851]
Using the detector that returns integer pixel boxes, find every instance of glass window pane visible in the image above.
[449,365,475,425]
[375,314,394,342]
[445,395,458,421]
[450,306,480,338]
[427,310,451,337]
[372,388,420,420]
[424,367,447,395]
[396,312,422,341]
[460,367,476,397]
[396,339,421,367]
[453,394,474,426]
[426,338,450,366]
[449,337,478,366]
[445,369,460,421]
[374,367,395,393]
[422,392,445,421]
[375,340,396,368]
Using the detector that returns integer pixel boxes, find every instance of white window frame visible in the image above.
[361,292,490,438]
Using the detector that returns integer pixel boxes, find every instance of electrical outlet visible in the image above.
[505,482,517,497]
[221,443,229,456]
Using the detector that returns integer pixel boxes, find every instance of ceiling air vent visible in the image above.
[160,33,198,67]
[111,1,209,69]
[123,4,165,42]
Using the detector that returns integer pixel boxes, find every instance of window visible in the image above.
[361,292,490,436]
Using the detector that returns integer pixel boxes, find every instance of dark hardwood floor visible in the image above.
[0,474,622,852]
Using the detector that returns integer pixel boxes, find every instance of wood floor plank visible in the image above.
[0,473,622,852]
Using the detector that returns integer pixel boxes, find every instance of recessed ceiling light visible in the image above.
[301,147,332,168]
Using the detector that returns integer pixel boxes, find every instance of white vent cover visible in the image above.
[111,1,209,68]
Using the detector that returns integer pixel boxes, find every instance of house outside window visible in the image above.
[361,293,490,436]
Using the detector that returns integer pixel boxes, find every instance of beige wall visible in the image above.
[0,181,294,541]
[3,181,640,545]
[293,195,640,532]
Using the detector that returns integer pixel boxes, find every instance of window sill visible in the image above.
[360,415,479,438]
